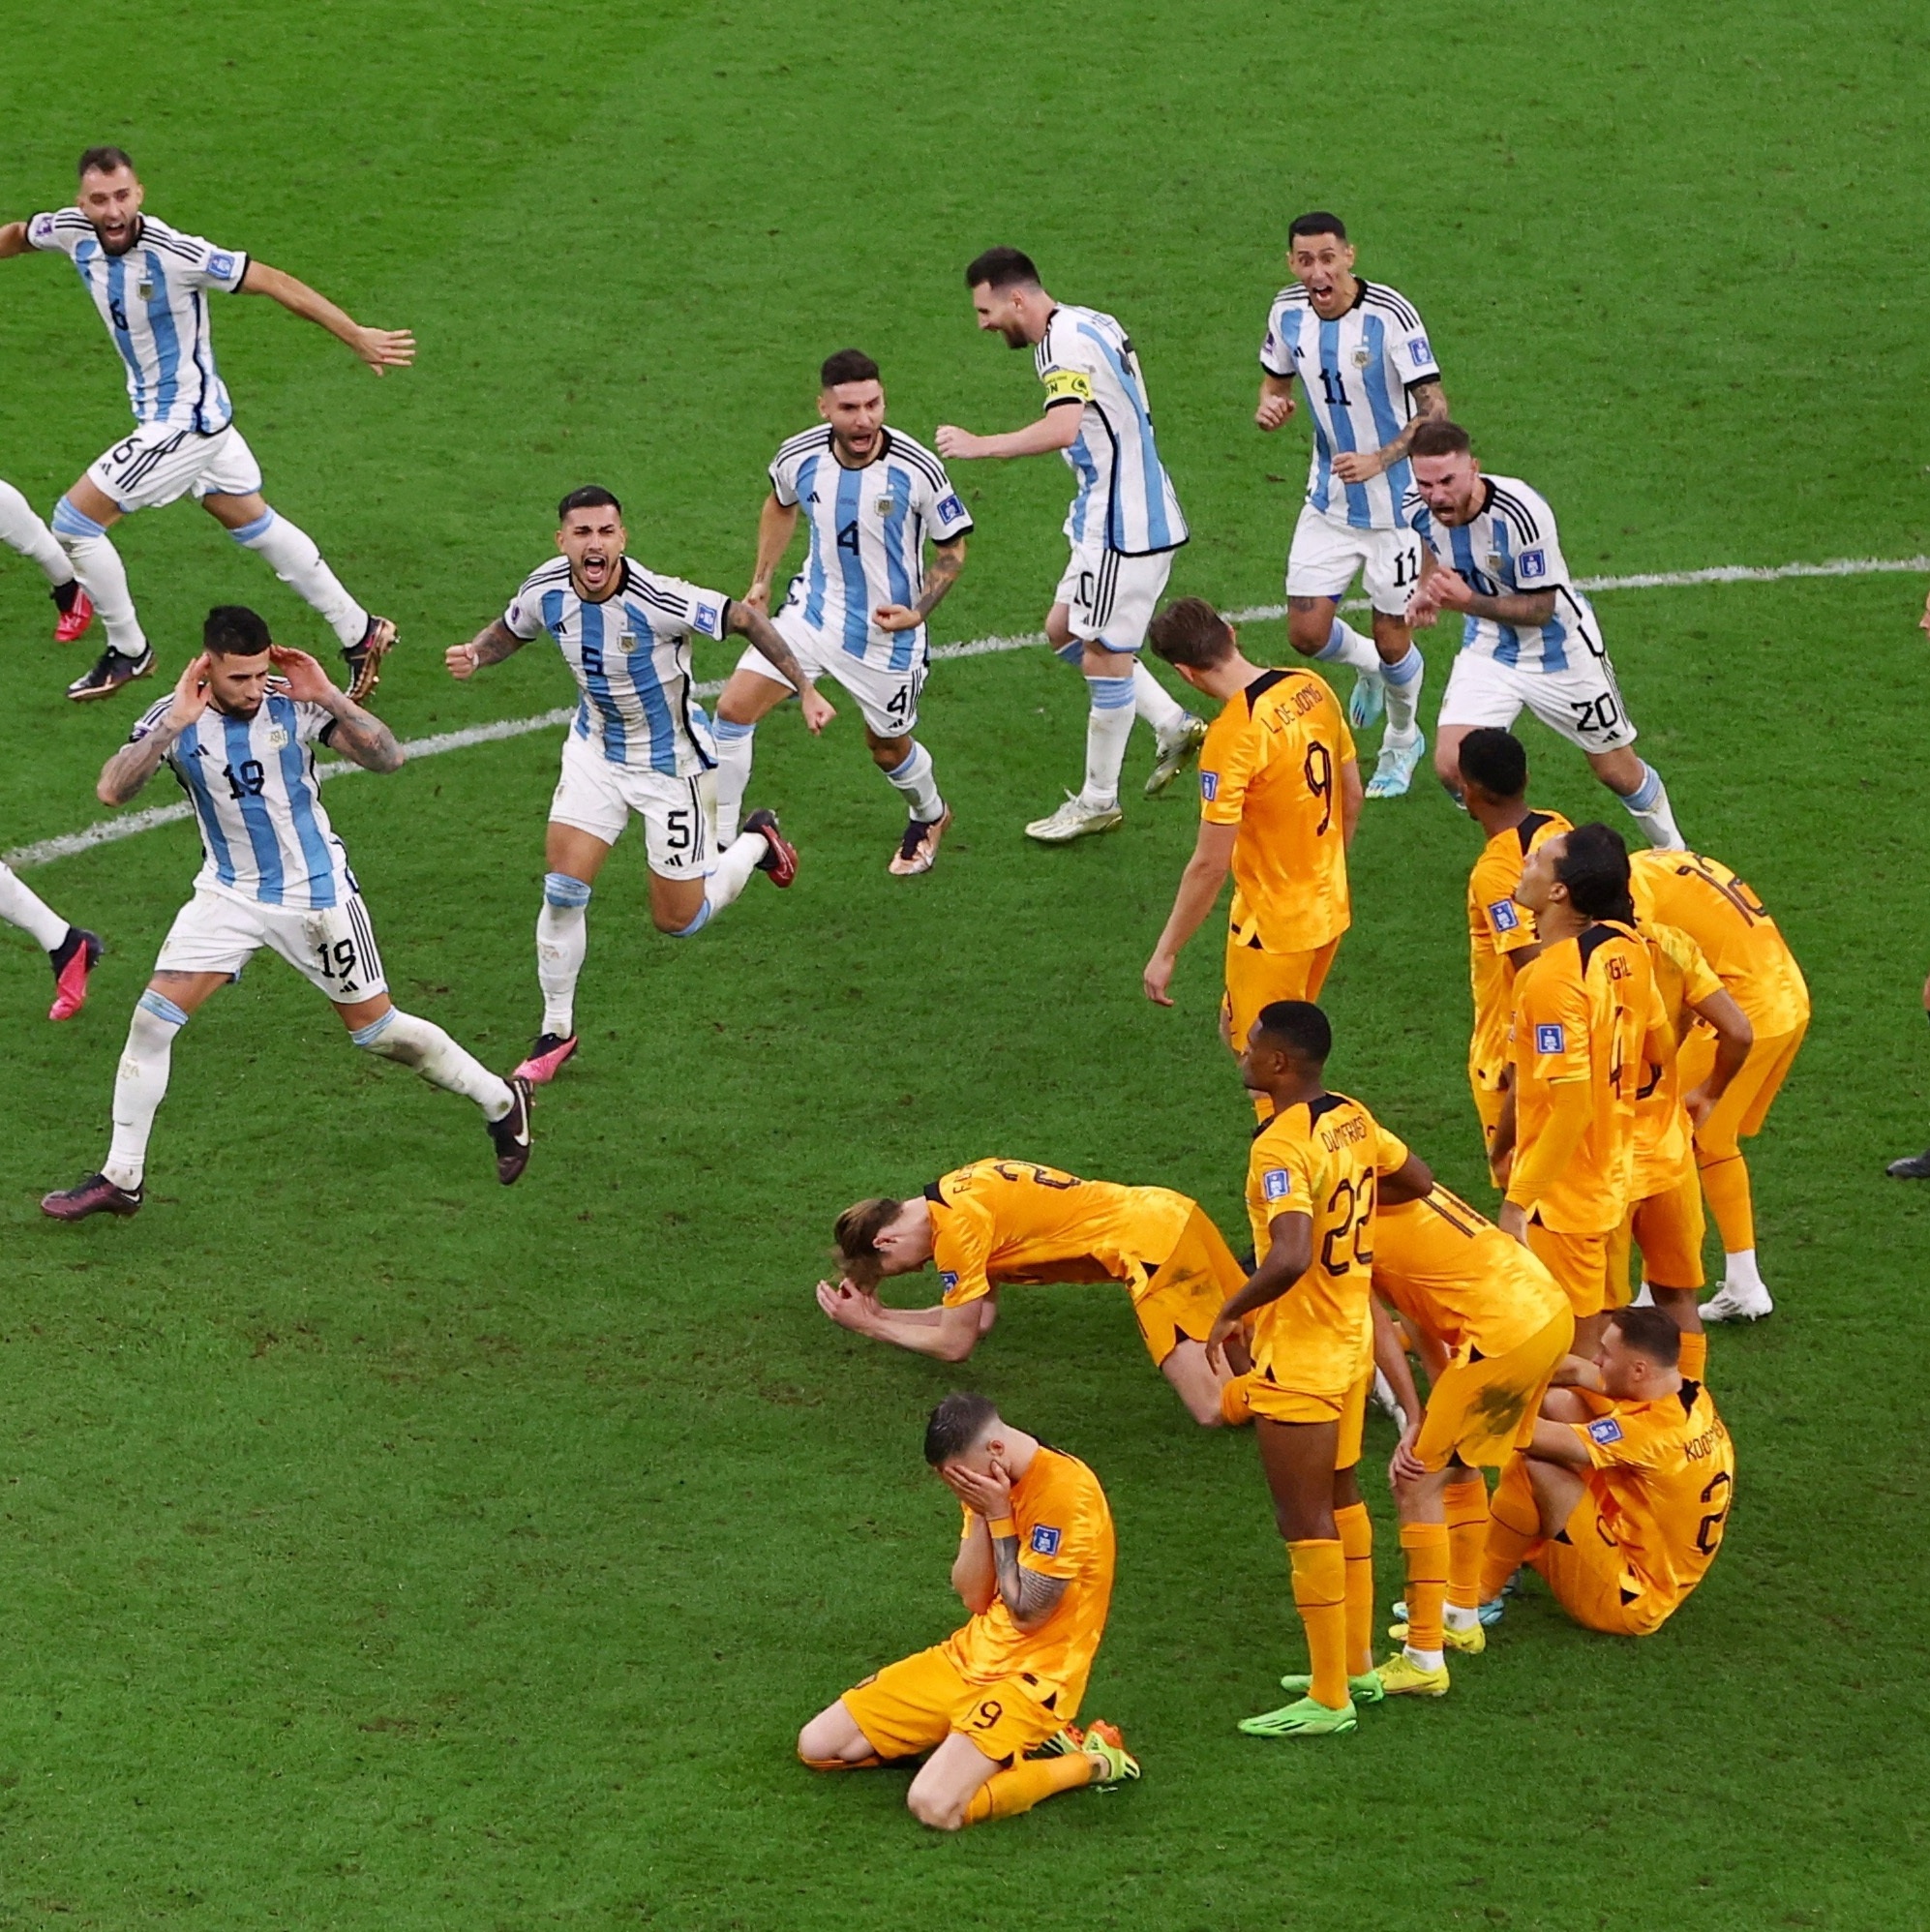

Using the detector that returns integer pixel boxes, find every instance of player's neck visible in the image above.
[1471,795,1531,839]
[1537,902,1589,946]
[570,563,623,604]
[1311,273,1359,318]
[1195,652,1262,703]
[1255,1074,1324,1114]
[829,435,883,471]
[1001,1431,1040,1481]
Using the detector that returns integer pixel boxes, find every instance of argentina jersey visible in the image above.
[770,425,973,672]
[504,558,728,775]
[1260,281,1439,531]
[1035,305,1188,557]
[1407,475,1604,674]
[27,209,247,434]
[133,688,354,911]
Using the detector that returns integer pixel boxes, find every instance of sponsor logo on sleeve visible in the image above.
[1199,770,1220,801]
[1409,336,1433,366]
[1586,1417,1624,1446]
[939,1270,958,1292]
[1534,1022,1566,1055]
[936,493,966,523]
[1262,1168,1291,1201]
[208,251,237,281]
[1029,1524,1062,1556]
[1490,899,1521,933]
[1517,546,1548,582]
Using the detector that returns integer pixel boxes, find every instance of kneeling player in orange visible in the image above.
[817,1159,1247,1425]
[798,1392,1137,1828]
[1210,1001,1432,1737]
[1477,1306,1734,1637]
[1371,1185,1574,1695]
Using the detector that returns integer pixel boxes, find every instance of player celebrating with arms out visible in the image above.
[799,1392,1138,1829]
[448,487,833,1086]
[42,607,530,1221]
[1,148,408,702]
[712,350,973,877]
[1256,212,1447,800]
[937,248,1205,843]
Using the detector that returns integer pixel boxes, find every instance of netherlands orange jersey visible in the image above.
[946,1445,1115,1707]
[1465,808,1572,1089]
[1511,922,1660,1234]
[1245,1092,1408,1400]
[928,1161,1193,1313]
[1198,667,1356,954]
[1372,1186,1569,1359]
[1629,848,1809,1036]
[1632,921,1724,1197]
[1568,1379,1734,1620]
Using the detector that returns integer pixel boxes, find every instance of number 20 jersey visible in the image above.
[132,688,353,911]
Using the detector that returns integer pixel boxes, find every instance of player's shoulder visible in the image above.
[622,558,720,619]
[130,693,176,741]
[879,425,950,484]
[772,423,832,467]
[1485,476,1555,543]
[1271,280,1312,314]
[516,555,573,597]
[1359,280,1426,328]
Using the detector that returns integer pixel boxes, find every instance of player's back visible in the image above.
[1465,808,1571,1082]
[1632,921,1723,1192]
[1372,1186,1568,1358]
[1629,848,1809,1033]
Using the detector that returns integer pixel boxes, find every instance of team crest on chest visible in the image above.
[136,279,155,303]
[873,496,895,519]
[1351,345,1372,368]
[265,725,288,750]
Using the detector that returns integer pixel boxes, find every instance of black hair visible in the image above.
[1555,823,1635,924]
[964,246,1040,291]
[1608,1305,1682,1369]
[1252,1000,1332,1064]
[203,604,271,657]
[924,1392,1000,1466]
[79,145,135,178]
[1288,210,1347,244]
[820,348,881,389]
[1457,727,1528,800]
[558,485,621,522]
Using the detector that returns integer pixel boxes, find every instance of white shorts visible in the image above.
[155,884,387,1003]
[739,609,929,738]
[1438,647,1640,753]
[88,422,262,515]
[548,728,717,877]
[1284,502,1423,617]
[1054,537,1173,651]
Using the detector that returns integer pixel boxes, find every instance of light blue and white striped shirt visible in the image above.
[28,209,248,435]
[504,557,729,775]
[1406,475,1604,675]
[1034,304,1188,558]
[1260,280,1440,531]
[770,426,973,673]
[133,687,353,911]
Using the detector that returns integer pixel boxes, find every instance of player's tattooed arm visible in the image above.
[942,1460,1068,1630]
[745,495,801,613]
[1334,377,1448,481]
[731,605,836,734]
[446,619,527,680]
[875,536,968,633]
[97,652,211,804]
[266,647,403,770]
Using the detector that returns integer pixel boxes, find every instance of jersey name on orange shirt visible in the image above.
[1465,808,1571,1088]
[1629,848,1809,1035]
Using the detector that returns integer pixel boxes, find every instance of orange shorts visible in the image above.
[1526,1218,1612,1318]
[1678,1022,1806,1162]
[1222,931,1343,1058]
[1612,1169,1706,1296]
[840,1645,1065,1767]
[1248,1366,1371,1469]
[1132,1207,1246,1365]
[1534,1494,1675,1638]
[1412,1311,1575,1471]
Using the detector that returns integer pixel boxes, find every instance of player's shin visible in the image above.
[536,875,590,1037]
[963,1753,1095,1825]
[884,741,944,822]
[1381,643,1425,739]
[0,861,71,951]
[1315,618,1380,676]
[1613,761,1684,851]
[1081,674,1135,809]
[351,1009,513,1120]
[1335,1501,1376,1677]
[1444,1476,1493,1618]
[1131,659,1185,736]
[105,991,188,1190]
[1399,1522,1450,1667]
[230,510,366,649]
[1479,1458,1543,1603]
[696,835,766,922]
[1287,1539,1350,1708]
[712,719,756,845]
[0,479,72,583]
[52,500,145,657]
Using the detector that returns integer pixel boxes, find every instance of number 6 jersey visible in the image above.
[131,685,354,911]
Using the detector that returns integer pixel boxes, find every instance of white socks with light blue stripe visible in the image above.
[885,741,944,822]
[712,718,756,845]
[228,508,366,649]
[0,478,72,584]
[349,1006,513,1119]
[53,497,146,659]
[1132,660,1186,737]
[104,990,188,1189]
[1081,674,1136,809]
[537,873,591,1036]
[1382,642,1425,740]
[1615,761,1684,850]
[1315,616,1379,676]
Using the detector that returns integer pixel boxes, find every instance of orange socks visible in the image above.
[1288,1538,1350,1708]
[1444,1477,1491,1611]
[1333,1502,1375,1678]
[1699,1152,1755,1253]
[1479,1457,1543,1603]
[963,1751,1093,1825]
[1399,1521,1449,1655]
[1678,1330,1707,1381]
[1219,1373,1255,1427]
[800,1752,883,1771]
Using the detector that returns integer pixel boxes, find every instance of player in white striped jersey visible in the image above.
[447,486,834,1084]
[0,147,410,702]
[41,607,531,1223]
[714,349,973,877]
[937,248,1204,844]
[0,475,94,642]
[1256,213,1449,800]
[1402,420,1683,850]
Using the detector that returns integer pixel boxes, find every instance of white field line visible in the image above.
[8,553,1924,875]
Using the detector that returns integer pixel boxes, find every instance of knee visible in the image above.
[226,506,278,545]
[655,899,711,938]
[542,872,593,911]
[796,1712,840,1764]
[907,1785,967,1832]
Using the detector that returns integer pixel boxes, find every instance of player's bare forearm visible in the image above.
[0,222,30,258]
[1255,372,1296,431]
[1372,1299,1425,1425]
[987,1526,1068,1630]
[317,692,404,772]
[732,605,814,701]
[1380,378,1448,465]
[1222,1215,1314,1323]
[1525,1417,1593,1469]
[939,412,1081,462]
[449,619,525,679]
[1462,589,1557,628]
[241,260,415,373]
[914,538,967,619]
[747,497,799,607]
[858,1299,980,1360]
[1341,758,1364,846]
[951,1518,997,1612]
[1161,843,1233,958]
[97,731,178,805]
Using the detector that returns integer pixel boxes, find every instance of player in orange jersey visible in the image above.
[1455,727,1571,1181]
[1208,1002,1432,1737]
[1141,598,1360,1114]
[817,1160,1248,1426]
[1477,1306,1734,1637]
[1370,1184,1574,1695]
[799,1392,1138,1827]
[1495,824,1667,1353]
[1629,846,1809,1321]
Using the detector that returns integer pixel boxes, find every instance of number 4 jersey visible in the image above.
[132,686,355,911]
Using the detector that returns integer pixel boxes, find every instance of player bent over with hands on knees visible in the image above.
[447,486,833,1087]
[799,1393,1137,1828]
[818,1159,1250,1428]
[713,348,972,877]
[43,607,530,1222]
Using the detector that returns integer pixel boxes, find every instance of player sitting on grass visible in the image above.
[817,1159,1248,1427]
[42,607,530,1222]
[798,1392,1137,1829]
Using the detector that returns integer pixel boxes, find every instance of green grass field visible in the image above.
[2,2,1928,1925]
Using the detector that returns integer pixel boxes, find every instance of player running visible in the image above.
[1404,420,1684,850]
[1,475,94,641]
[1255,212,1447,800]
[447,486,833,1086]
[817,1158,1249,1427]
[799,1392,1138,1829]
[936,248,1204,843]
[41,606,530,1222]
[1477,1306,1734,1638]
[1629,845,1810,1321]
[1211,1002,1432,1737]
[1141,598,1360,1107]
[0,149,409,702]
[0,857,101,1022]
[713,349,973,877]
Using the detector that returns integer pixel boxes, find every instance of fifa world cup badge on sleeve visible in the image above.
[1518,547,1548,582]
[937,494,966,523]
[1200,770,1220,801]
[1262,1168,1291,1202]
[1586,1417,1624,1446]
[940,1271,959,1293]
[1409,337,1432,367]
[1490,899,1521,933]
[1030,1525,1063,1556]
[1534,1023,1566,1055]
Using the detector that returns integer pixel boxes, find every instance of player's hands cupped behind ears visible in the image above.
[815,1278,881,1332]
[799,685,837,735]
[163,651,214,729]
[267,645,336,703]
[350,324,416,374]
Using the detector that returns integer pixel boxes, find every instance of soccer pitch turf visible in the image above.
[2,0,1928,1924]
